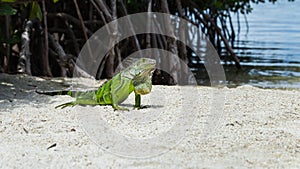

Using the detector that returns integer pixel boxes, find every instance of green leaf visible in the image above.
[23,2,29,7]
[53,0,59,3]
[29,2,42,21]
[0,0,16,2]
[0,4,17,15]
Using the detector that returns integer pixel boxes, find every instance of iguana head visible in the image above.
[131,58,156,95]
[132,58,156,77]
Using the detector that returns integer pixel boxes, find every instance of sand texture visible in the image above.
[0,73,299,168]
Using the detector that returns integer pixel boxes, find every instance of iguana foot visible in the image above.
[114,107,129,111]
[133,105,149,110]
[113,105,129,111]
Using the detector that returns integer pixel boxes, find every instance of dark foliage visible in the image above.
[0,0,291,84]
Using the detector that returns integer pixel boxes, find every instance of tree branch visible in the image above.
[18,20,35,75]
[42,0,52,76]
[73,0,89,42]
[201,12,241,69]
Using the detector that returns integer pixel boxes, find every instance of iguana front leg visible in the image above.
[134,92,141,108]
[133,78,152,109]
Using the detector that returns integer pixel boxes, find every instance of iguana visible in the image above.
[39,58,156,110]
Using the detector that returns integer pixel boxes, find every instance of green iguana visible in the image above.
[39,58,156,110]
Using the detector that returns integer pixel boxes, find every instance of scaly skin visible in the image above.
[55,58,156,110]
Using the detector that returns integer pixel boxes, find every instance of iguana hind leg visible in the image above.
[111,95,129,111]
[112,104,129,111]
[55,92,99,109]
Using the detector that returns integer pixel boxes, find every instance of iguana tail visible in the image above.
[36,90,73,96]
[37,89,97,109]
[55,101,76,109]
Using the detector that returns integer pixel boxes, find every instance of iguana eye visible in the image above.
[135,70,142,75]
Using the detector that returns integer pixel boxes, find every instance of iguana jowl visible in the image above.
[55,58,156,110]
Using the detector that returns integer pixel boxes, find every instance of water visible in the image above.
[225,0,300,88]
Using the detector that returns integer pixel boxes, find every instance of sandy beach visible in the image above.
[0,73,299,168]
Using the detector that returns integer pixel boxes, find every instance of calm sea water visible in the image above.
[225,0,300,88]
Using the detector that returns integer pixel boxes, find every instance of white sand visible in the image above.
[0,74,299,168]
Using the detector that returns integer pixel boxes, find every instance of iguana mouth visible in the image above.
[143,66,156,78]
[141,60,156,75]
